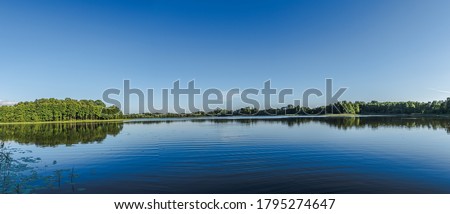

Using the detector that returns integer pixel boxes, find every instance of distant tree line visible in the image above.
[262,98,450,115]
[124,97,450,118]
[1,98,449,122]
[0,98,122,122]
[308,98,450,115]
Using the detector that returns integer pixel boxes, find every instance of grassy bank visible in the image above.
[322,114,358,117]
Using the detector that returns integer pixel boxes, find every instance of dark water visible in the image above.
[1,116,450,194]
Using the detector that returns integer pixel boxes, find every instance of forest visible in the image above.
[270,97,450,116]
[0,98,122,123]
[126,97,450,117]
[1,98,450,122]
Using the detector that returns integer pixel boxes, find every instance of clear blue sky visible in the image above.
[1,0,450,111]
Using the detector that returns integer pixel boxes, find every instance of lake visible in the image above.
[1,116,450,194]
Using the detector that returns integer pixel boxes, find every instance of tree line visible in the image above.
[310,98,450,115]
[265,98,450,115]
[0,98,122,123]
[1,97,449,122]
[125,97,450,117]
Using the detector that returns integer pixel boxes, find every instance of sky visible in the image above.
[1,0,450,112]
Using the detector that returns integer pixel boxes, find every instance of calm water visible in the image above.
[1,116,450,194]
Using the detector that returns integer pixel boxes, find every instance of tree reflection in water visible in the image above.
[128,116,450,133]
[0,122,124,193]
[1,118,449,193]
[0,122,123,147]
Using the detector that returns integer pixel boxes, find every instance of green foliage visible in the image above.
[266,97,450,115]
[0,98,123,123]
[1,97,449,121]
[122,97,450,118]
[354,98,450,115]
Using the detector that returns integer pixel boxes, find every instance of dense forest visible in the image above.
[269,97,450,116]
[1,98,450,122]
[0,98,122,123]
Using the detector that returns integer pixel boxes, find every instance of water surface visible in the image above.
[1,116,450,193]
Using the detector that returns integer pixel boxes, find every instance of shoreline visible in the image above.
[0,119,128,125]
[1,114,449,125]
